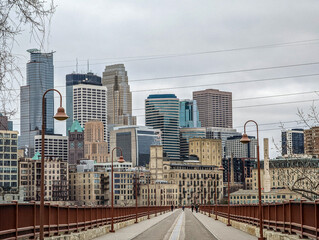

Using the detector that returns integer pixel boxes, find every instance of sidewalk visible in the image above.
[94,210,176,240]
[192,212,256,240]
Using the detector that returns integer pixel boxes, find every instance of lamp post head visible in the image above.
[54,107,69,121]
[240,133,250,144]
[118,155,125,163]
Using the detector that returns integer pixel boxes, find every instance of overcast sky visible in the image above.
[11,0,319,158]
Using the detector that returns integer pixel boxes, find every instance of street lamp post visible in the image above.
[227,156,231,226]
[40,89,68,240]
[240,120,264,240]
[214,182,218,220]
[134,168,139,224]
[147,173,150,219]
[110,147,124,233]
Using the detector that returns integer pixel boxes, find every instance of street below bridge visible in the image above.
[94,209,255,240]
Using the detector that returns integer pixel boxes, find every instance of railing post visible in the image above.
[83,206,86,230]
[32,201,36,238]
[57,205,59,235]
[67,205,70,233]
[268,203,270,229]
[289,200,292,234]
[12,201,18,240]
[90,206,93,229]
[47,203,51,237]
[282,202,285,233]
[275,202,277,231]
[315,200,319,239]
[76,206,79,232]
[300,200,305,238]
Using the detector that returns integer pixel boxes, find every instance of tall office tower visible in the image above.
[206,127,241,158]
[304,126,319,157]
[0,130,18,190]
[84,120,108,163]
[72,84,107,140]
[179,99,201,128]
[68,120,84,165]
[281,129,304,156]
[0,114,13,131]
[179,127,206,160]
[65,72,102,135]
[20,49,54,156]
[34,135,69,162]
[225,135,257,159]
[102,64,136,126]
[110,125,161,166]
[145,94,180,161]
[193,89,232,128]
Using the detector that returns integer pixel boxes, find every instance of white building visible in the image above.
[73,84,107,140]
[34,135,68,162]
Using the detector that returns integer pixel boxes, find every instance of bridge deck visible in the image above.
[94,209,255,240]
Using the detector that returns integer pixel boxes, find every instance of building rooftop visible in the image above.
[147,94,177,99]
[69,120,84,133]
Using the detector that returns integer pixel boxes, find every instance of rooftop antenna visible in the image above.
[76,58,78,73]
[87,59,89,73]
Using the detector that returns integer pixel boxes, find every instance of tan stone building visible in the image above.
[188,138,222,166]
[230,189,302,204]
[69,171,109,205]
[19,153,68,201]
[84,120,108,163]
[149,145,223,206]
[251,157,319,200]
[304,127,319,157]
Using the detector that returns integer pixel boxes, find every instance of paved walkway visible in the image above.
[94,209,255,240]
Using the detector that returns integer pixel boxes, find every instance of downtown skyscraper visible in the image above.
[20,49,54,156]
[145,94,180,161]
[193,89,232,128]
[102,64,136,126]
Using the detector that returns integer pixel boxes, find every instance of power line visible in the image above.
[129,61,319,82]
[52,38,319,65]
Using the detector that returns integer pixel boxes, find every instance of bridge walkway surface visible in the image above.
[94,209,255,240]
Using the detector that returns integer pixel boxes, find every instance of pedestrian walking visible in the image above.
[182,205,185,211]
[191,204,194,212]
[171,205,174,211]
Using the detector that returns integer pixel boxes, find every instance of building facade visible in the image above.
[281,129,304,156]
[179,99,201,128]
[180,128,206,160]
[225,135,257,159]
[68,120,84,166]
[72,84,107,140]
[188,138,222,166]
[34,135,68,162]
[145,94,180,161]
[66,72,102,134]
[102,64,136,126]
[19,154,68,201]
[193,89,232,128]
[304,127,319,157]
[206,127,241,158]
[20,49,54,156]
[0,130,18,190]
[84,120,108,163]
[110,125,161,166]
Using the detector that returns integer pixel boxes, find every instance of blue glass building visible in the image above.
[145,94,180,161]
[179,100,201,128]
[19,49,54,156]
[281,129,304,156]
[65,72,102,135]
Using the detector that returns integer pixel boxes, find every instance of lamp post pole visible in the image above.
[147,173,150,219]
[110,147,124,233]
[135,168,138,224]
[240,120,264,240]
[40,89,68,240]
[214,182,218,220]
[227,156,231,226]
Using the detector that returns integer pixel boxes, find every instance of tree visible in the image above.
[0,0,55,115]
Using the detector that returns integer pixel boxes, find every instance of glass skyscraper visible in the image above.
[65,72,102,135]
[145,94,180,161]
[19,49,54,156]
[179,100,201,128]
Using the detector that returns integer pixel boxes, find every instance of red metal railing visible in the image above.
[200,200,319,239]
[0,202,169,239]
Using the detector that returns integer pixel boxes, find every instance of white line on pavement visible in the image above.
[169,211,184,240]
